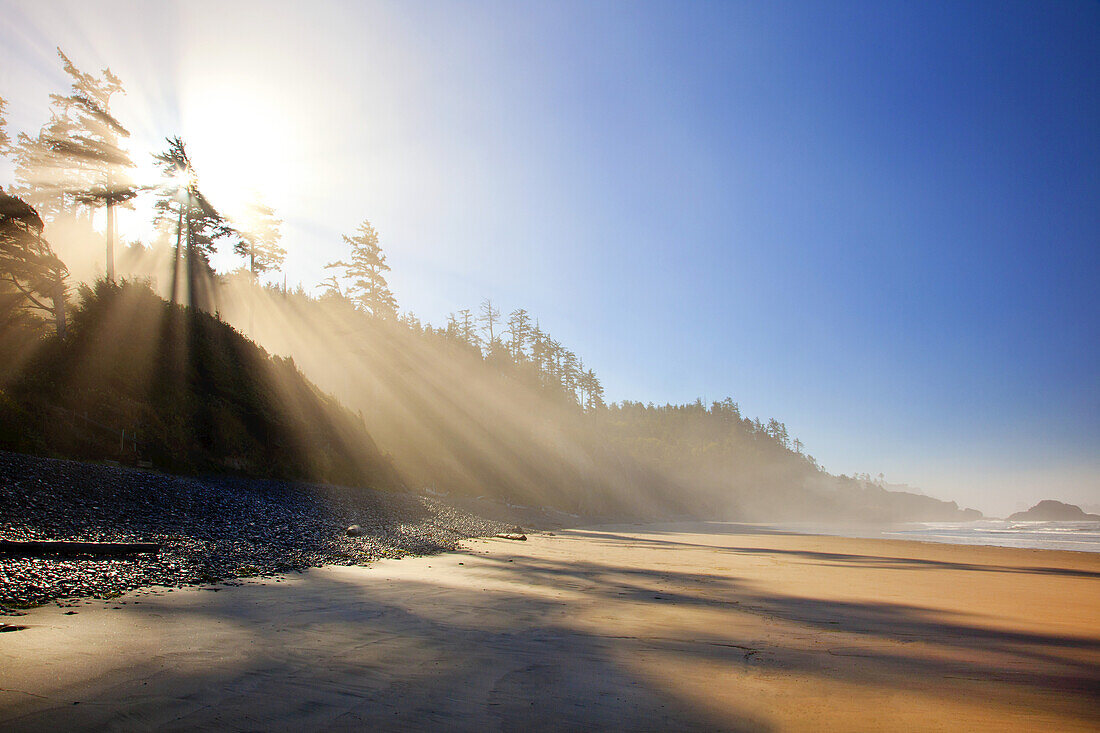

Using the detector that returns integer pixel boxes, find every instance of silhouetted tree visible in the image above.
[325,219,396,318]
[153,137,232,309]
[233,195,285,278]
[14,49,136,279]
[0,189,68,337]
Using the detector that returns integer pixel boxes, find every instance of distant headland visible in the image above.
[1008,500,1100,521]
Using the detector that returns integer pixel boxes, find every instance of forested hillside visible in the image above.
[0,50,981,523]
[0,279,401,490]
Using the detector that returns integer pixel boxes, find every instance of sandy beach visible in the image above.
[1,523,1097,731]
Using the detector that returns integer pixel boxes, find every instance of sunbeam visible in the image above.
[1,4,1098,731]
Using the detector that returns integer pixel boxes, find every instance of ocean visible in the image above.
[766,519,1100,553]
[873,520,1100,553]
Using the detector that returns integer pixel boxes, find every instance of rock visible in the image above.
[0,540,160,557]
[0,450,512,607]
[1007,500,1100,521]
[345,524,363,537]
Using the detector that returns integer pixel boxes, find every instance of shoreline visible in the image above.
[2,523,1097,731]
[586,518,1100,555]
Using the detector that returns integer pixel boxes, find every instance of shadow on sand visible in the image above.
[2,529,1098,731]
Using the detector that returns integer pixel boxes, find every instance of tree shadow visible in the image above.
[564,527,1100,579]
[714,545,1100,579]
[466,552,1100,719]
[0,569,770,732]
[2,539,1097,730]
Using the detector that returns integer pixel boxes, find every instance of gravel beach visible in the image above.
[0,451,512,608]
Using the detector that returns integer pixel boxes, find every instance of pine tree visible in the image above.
[233,195,285,278]
[579,368,605,411]
[14,49,136,279]
[506,307,532,361]
[478,298,501,349]
[325,219,397,318]
[0,189,68,337]
[562,350,580,402]
[153,137,233,309]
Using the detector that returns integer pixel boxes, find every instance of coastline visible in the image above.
[2,522,1097,731]
[756,519,1100,554]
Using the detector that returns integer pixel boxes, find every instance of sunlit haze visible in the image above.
[1,0,1097,515]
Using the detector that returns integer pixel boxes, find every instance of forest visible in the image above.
[0,50,981,523]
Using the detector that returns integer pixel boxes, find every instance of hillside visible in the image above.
[0,280,401,490]
[209,280,980,524]
[0,271,978,525]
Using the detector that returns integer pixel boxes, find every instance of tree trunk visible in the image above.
[248,246,256,336]
[185,191,195,310]
[51,278,66,340]
[105,194,116,281]
[171,203,183,305]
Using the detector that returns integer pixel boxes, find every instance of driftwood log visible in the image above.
[0,540,161,557]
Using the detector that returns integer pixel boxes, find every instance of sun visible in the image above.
[179,81,296,224]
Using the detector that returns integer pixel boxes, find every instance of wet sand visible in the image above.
[1,523,1098,731]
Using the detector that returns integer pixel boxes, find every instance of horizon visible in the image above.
[1,0,1097,515]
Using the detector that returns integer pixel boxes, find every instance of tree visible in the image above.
[325,219,396,318]
[14,105,85,222]
[318,274,343,298]
[505,307,532,361]
[478,298,501,348]
[233,195,285,278]
[0,95,9,155]
[580,368,605,411]
[0,189,68,337]
[765,418,790,449]
[455,308,480,350]
[548,339,564,383]
[561,349,580,401]
[153,137,233,309]
[530,326,550,374]
[14,49,136,280]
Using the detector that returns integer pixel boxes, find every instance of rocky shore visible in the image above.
[0,451,511,608]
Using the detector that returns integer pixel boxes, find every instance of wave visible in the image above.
[880,520,1100,552]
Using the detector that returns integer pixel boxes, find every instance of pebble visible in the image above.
[0,451,510,607]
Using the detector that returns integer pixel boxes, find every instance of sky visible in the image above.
[1,0,1097,515]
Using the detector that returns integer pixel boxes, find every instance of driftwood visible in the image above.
[0,540,161,557]
[494,534,527,541]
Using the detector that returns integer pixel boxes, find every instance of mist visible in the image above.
[3,6,1099,731]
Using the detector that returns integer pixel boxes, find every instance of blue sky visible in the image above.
[1,1,1097,514]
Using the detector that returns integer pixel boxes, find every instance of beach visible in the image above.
[2,523,1097,731]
